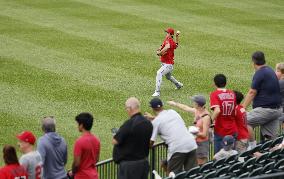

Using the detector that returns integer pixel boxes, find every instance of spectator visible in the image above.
[254,137,284,158]
[210,74,237,153]
[213,135,238,160]
[37,116,68,179]
[71,113,100,179]
[145,98,197,174]
[275,63,284,131]
[112,97,153,179]
[0,145,28,179]
[243,51,281,149]
[167,95,211,165]
[17,131,43,179]
[233,91,249,153]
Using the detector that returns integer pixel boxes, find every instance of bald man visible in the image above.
[112,97,153,179]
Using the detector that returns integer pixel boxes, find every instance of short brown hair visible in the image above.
[3,145,19,165]
[276,63,284,74]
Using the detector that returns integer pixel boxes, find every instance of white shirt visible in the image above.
[214,149,238,160]
[20,151,43,179]
[151,109,197,160]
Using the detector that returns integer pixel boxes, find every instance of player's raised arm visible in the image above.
[175,30,180,47]
[167,101,195,113]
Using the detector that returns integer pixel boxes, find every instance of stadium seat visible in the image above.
[260,140,273,152]
[271,136,283,147]
[163,171,186,179]
[274,158,284,170]
[203,171,216,179]
[199,161,213,174]
[239,148,255,161]
[255,152,269,165]
[212,158,225,169]
[238,172,249,178]
[248,167,262,177]
[228,161,243,175]
[262,161,275,174]
[185,166,200,178]
[242,157,256,172]
[215,165,229,177]
[251,144,262,153]
[224,154,238,165]
[174,171,186,179]
[268,148,281,160]
[278,148,284,159]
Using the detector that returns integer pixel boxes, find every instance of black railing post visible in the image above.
[151,146,156,179]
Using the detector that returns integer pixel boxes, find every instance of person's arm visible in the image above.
[196,116,211,138]
[144,112,155,121]
[96,142,100,163]
[167,101,195,113]
[112,121,129,145]
[72,140,81,175]
[242,89,257,109]
[175,32,180,47]
[150,140,155,148]
[64,143,68,165]
[37,139,46,164]
[157,43,170,56]
[72,155,81,174]
[211,106,221,122]
[150,120,158,148]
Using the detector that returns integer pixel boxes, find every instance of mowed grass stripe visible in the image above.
[0,13,260,97]
[0,0,283,54]
[0,0,165,56]
[0,4,281,83]
[74,0,284,50]
[0,57,129,163]
[2,14,260,102]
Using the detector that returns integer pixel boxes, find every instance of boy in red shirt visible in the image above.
[70,112,100,179]
[210,74,237,153]
[152,28,183,97]
[0,145,28,179]
[234,91,249,153]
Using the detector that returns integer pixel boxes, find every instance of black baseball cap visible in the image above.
[150,98,163,108]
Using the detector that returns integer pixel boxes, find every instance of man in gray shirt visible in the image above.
[37,116,68,179]
[17,131,43,179]
[145,98,197,174]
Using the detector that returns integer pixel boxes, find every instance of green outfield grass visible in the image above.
[0,0,283,167]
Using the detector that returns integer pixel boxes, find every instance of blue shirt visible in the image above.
[251,66,281,108]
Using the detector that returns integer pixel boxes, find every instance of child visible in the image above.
[214,135,238,160]
[234,91,249,153]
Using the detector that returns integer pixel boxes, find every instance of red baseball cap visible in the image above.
[16,131,36,145]
[165,28,174,35]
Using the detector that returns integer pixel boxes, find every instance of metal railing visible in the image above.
[96,125,284,179]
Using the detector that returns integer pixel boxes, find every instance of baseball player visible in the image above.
[152,28,183,97]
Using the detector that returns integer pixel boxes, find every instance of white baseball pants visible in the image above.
[155,63,181,92]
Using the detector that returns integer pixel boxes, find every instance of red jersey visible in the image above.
[160,37,177,64]
[235,105,249,140]
[0,164,28,179]
[210,89,237,137]
[74,132,100,179]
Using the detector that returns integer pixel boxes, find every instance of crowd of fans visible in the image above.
[0,51,283,179]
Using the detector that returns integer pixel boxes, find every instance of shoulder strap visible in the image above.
[200,114,213,125]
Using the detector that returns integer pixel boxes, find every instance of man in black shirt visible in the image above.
[112,97,153,179]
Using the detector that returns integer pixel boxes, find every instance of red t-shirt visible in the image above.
[235,105,249,140]
[160,37,177,64]
[210,89,237,137]
[0,163,28,179]
[74,132,100,179]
